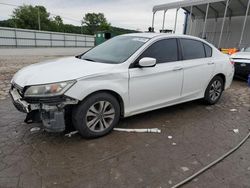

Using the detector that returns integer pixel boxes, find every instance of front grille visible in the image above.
[234,62,250,67]
[24,96,66,104]
[234,62,250,78]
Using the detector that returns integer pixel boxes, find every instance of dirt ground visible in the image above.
[0,48,250,188]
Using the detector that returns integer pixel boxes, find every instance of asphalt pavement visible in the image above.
[0,80,249,188]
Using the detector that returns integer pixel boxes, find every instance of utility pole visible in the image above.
[81,21,83,34]
[37,6,41,30]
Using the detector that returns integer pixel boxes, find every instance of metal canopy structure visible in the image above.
[152,0,250,48]
[154,0,222,14]
[153,0,250,18]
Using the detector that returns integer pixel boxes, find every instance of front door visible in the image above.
[128,38,183,115]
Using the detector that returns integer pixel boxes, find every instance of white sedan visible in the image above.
[231,47,250,80]
[10,33,234,138]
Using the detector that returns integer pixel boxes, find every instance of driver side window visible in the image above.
[137,38,179,64]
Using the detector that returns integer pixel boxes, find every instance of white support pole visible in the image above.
[193,17,197,36]
[226,17,231,47]
[152,12,156,31]
[173,9,179,33]
[212,18,218,44]
[218,0,229,48]
[239,0,250,48]
[189,6,193,34]
[202,3,210,39]
[162,10,167,31]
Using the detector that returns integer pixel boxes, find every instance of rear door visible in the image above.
[179,38,215,98]
[128,38,183,114]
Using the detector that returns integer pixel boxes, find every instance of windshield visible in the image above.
[81,36,149,64]
[244,47,250,52]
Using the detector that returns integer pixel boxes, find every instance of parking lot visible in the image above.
[0,49,250,188]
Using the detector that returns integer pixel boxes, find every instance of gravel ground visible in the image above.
[0,49,249,188]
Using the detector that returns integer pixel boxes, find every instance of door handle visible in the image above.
[207,62,215,65]
[173,67,183,71]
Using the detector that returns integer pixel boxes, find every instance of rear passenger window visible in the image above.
[204,43,212,57]
[180,39,206,60]
[138,39,178,63]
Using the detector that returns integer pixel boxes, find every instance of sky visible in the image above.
[0,0,186,33]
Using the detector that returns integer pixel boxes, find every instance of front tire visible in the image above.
[72,92,120,138]
[204,76,224,105]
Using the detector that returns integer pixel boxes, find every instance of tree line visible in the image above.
[0,5,137,35]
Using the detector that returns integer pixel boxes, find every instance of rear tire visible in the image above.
[72,92,120,139]
[204,76,224,105]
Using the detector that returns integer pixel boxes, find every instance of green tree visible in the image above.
[54,16,63,26]
[0,19,16,28]
[50,15,64,32]
[0,6,138,35]
[82,13,110,35]
[12,5,51,30]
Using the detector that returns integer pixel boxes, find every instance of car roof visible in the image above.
[122,33,217,50]
[123,32,165,38]
[122,32,205,41]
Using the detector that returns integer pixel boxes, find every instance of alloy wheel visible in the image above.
[85,101,115,132]
[209,80,222,102]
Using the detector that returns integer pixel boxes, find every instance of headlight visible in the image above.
[24,81,75,97]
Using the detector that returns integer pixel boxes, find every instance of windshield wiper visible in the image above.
[82,58,96,62]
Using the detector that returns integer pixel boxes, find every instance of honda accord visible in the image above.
[10,33,234,138]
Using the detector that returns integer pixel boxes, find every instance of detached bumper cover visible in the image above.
[10,89,30,113]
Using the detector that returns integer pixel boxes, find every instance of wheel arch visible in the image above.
[203,73,226,105]
[81,90,125,117]
[213,73,226,90]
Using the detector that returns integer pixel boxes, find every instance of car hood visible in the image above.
[12,56,117,87]
[231,52,250,59]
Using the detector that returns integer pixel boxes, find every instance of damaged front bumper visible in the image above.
[9,87,78,133]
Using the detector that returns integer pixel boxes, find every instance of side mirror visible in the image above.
[138,57,156,68]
